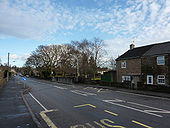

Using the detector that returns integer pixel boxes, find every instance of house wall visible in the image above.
[141,54,170,86]
[116,58,141,82]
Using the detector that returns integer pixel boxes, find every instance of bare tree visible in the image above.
[107,57,116,70]
[89,38,107,78]
[25,38,107,79]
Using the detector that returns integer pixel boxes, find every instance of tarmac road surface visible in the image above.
[16,76,170,128]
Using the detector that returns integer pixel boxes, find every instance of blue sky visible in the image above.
[0,0,170,67]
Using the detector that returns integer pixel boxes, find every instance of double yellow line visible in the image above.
[40,110,58,128]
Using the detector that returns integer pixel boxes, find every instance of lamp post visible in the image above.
[7,53,10,82]
[73,55,80,82]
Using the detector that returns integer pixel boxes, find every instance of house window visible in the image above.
[122,76,131,82]
[157,75,165,84]
[147,75,153,84]
[121,61,126,68]
[157,56,165,65]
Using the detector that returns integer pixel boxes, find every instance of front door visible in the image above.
[147,75,153,85]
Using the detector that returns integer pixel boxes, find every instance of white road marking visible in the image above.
[116,91,170,101]
[71,90,88,96]
[29,92,58,128]
[74,90,97,95]
[84,87,91,90]
[128,101,167,111]
[97,88,103,92]
[84,87,98,90]
[54,86,67,89]
[29,92,48,111]
[144,110,170,113]
[40,110,58,128]
[57,83,75,88]
[105,99,125,103]
[103,100,163,117]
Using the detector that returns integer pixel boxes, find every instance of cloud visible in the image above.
[10,54,29,61]
[0,0,69,40]
[103,0,170,58]
[0,53,30,66]
[0,0,170,58]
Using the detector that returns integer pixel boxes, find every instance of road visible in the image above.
[16,76,170,128]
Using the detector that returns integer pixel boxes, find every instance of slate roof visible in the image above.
[143,42,170,56]
[116,41,170,61]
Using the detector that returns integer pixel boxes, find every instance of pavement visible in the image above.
[0,77,37,128]
[15,76,170,128]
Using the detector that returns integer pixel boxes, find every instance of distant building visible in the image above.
[97,67,109,75]
[116,41,170,87]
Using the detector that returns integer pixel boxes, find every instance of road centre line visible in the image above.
[132,120,153,128]
[29,92,48,111]
[84,87,98,90]
[54,86,67,89]
[144,110,170,113]
[104,110,118,116]
[74,90,97,95]
[71,90,97,97]
[103,100,163,117]
[71,90,88,96]
[97,88,103,92]
[116,91,170,101]
[57,83,75,88]
[108,99,169,112]
[128,101,169,111]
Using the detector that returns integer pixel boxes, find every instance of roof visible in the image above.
[143,42,170,56]
[116,41,170,61]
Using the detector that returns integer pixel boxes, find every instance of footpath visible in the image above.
[0,77,37,128]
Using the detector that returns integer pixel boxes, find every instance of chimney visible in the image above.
[130,43,135,50]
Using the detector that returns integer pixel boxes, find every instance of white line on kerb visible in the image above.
[29,92,48,111]
[116,91,170,101]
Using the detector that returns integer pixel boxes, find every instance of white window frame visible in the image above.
[157,75,165,85]
[122,76,131,82]
[147,75,153,85]
[121,61,126,68]
[157,56,165,65]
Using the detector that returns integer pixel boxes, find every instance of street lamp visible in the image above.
[73,55,80,82]
[7,53,10,82]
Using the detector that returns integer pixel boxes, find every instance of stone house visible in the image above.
[116,41,170,87]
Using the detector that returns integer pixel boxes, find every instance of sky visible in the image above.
[0,0,170,67]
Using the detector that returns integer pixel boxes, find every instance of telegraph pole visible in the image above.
[7,53,10,82]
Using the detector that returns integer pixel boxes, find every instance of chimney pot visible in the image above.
[130,43,135,50]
